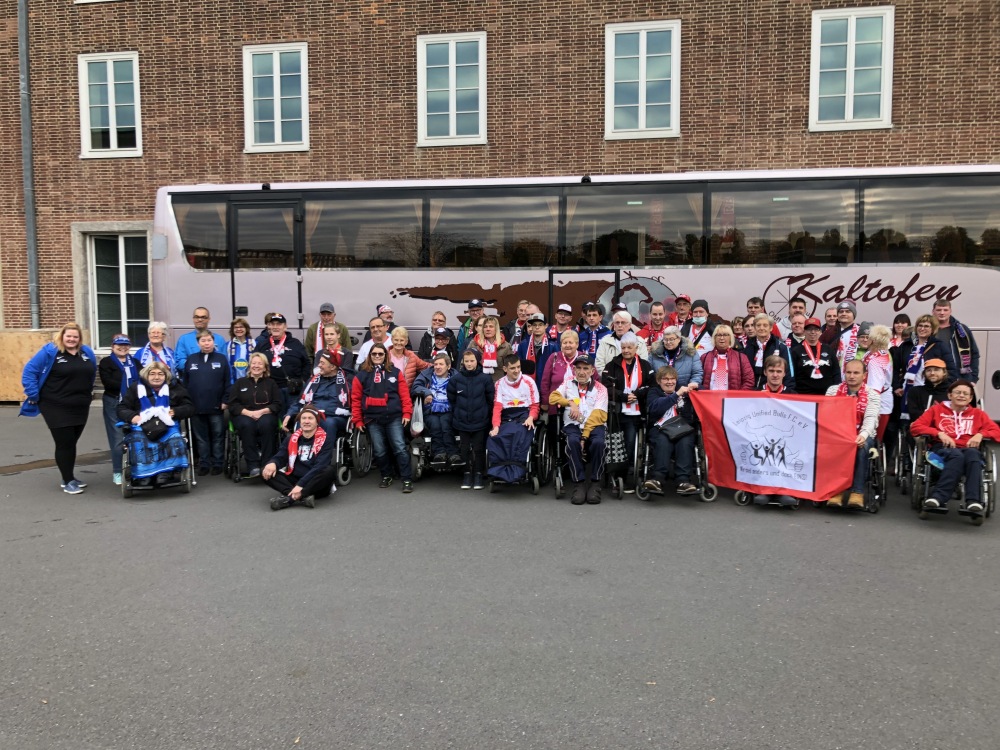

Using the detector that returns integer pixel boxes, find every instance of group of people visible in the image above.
[21,293,996,517]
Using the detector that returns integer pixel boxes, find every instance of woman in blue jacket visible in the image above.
[21,322,97,494]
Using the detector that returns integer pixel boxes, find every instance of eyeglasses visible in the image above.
[193,315,209,320]
[370,351,385,357]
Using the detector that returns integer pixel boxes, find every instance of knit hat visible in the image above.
[837,299,857,317]
[691,299,710,313]
[317,348,342,367]
[857,321,873,336]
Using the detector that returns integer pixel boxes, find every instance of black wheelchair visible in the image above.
[636,424,718,503]
[334,419,372,486]
[910,436,996,526]
[120,419,196,499]
[550,409,626,500]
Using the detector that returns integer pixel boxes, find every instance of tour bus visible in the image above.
[149,165,1000,413]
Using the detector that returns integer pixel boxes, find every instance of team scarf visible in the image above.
[113,354,140,397]
[314,323,330,354]
[228,338,255,382]
[644,322,667,346]
[835,382,869,430]
[269,334,286,369]
[429,372,451,413]
[475,335,501,373]
[950,320,974,373]
[621,357,641,415]
[661,343,680,367]
[710,352,729,391]
[138,343,176,374]
[282,426,327,475]
[836,325,860,372]
[890,335,905,349]
[654,396,680,427]
[900,340,927,418]
[137,383,173,426]
[802,340,826,380]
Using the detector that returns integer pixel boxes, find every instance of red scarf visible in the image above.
[621,357,640,415]
[836,382,869,430]
[282,427,327,475]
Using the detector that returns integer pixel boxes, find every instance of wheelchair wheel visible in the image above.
[700,483,719,502]
[180,465,192,494]
[734,490,751,506]
[337,465,352,487]
[629,430,643,489]
[983,444,996,518]
[554,471,564,499]
[413,459,424,480]
[610,475,624,499]
[121,466,133,499]
[534,427,553,486]
[352,429,373,477]
[531,476,540,495]
[635,480,651,501]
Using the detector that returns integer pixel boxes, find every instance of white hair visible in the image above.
[612,311,632,323]
[620,332,638,347]
[147,321,168,334]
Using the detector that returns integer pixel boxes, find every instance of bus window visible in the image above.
[173,200,227,269]
[304,198,421,269]
[565,188,703,267]
[430,193,559,268]
[863,180,1000,265]
[708,184,856,266]
[235,204,295,269]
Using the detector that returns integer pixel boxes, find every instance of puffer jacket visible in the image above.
[447,350,495,432]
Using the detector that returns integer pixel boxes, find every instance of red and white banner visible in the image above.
[690,391,857,500]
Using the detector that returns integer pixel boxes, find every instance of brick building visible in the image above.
[1,0,998,346]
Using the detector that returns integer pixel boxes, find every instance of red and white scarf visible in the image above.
[836,382,869,430]
[476,336,499,373]
[710,353,729,391]
[836,325,859,373]
[270,334,287,368]
[621,357,640,415]
[282,427,327,475]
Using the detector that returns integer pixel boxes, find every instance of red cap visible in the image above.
[804,317,822,328]
[675,294,692,304]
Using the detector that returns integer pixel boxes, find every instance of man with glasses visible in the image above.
[175,307,226,371]
[358,316,390,362]
[547,303,577,343]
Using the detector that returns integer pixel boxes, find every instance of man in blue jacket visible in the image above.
[175,307,227,371]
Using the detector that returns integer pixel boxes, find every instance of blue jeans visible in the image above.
[192,413,226,469]
[426,411,454,456]
[102,393,124,473]
[648,428,695,483]
[931,446,984,504]
[320,415,348,445]
[850,435,874,493]
[367,418,412,480]
[564,424,605,482]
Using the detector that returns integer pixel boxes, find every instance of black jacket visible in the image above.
[117,379,196,424]
[226,376,283,417]
[743,335,794,389]
[906,379,951,423]
[601,354,655,415]
[417,329,459,363]
[789,341,841,395]
[448,353,495,432]
[893,337,958,388]
[182,351,231,414]
[255,334,310,389]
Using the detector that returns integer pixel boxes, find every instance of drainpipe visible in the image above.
[18,0,40,328]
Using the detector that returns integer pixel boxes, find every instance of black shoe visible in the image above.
[448,454,463,466]
[432,453,448,465]
[270,496,293,511]
[210,466,224,476]
[461,473,473,489]
[379,476,393,489]
[198,465,211,476]
[753,494,770,505]
[586,483,602,504]
[571,482,586,505]
[301,495,316,508]
[248,466,261,478]
[472,473,485,490]
[402,480,413,493]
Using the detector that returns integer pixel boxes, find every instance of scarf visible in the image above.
[113,354,140,397]
[645,322,667,346]
[588,328,599,354]
[900,340,927,418]
[139,344,176,374]
[429,372,451,413]
[476,336,500,373]
[314,323,329,354]
[836,382,869,430]
[710,353,729,391]
[137,383,173,426]
[836,325,859,373]
[662,344,679,367]
[951,321,974,373]
[228,338,254,382]
[654,394,680,427]
[282,427,327,475]
[761,383,788,394]
[269,334,286,369]
[621,357,640,415]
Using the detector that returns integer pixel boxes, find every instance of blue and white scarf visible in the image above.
[114,354,140,398]
[429,373,451,413]
[228,338,255,382]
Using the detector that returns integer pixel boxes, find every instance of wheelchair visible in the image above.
[223,414,289,484]
[332,419,372,486]
[895,425,916,495]
[635,424,718,503]
[409,431,463,480]
[767,441,886,513]
[485,417,541,495]
[910,436,996,526]
[550,411,627,500]
[120,419,196,499]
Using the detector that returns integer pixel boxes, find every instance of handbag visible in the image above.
[658,414,695,441]
[141,416,170,442]
[606,428,628,465]
[410,398,424,435]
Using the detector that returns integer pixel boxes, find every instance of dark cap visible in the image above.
[573,354,595,367]
[468,298,485,309]
[581,301,601,312]
[804,317,822,329]
[857,321,873,337]
[270,313,287,324]
[434,327,450,337]
[297,404,323,421]
[319,302,335,313]
[691,299,710,313]
[612,302,628,312]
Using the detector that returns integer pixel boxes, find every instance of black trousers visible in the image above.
[458,429,487,473]
[264,464,338,499]
[49,424,86,483]
[234,413,278,469]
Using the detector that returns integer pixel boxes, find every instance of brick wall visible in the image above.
[0,0,998,327]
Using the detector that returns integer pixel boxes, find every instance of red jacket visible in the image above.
[910,402,1000,448]
[700,349,755,391]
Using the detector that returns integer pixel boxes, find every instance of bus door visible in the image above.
[230,201,304,336]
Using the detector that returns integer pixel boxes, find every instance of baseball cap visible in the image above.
[572,354,595,366]
[804,317,822,329]
[675,294,692,304]
[923,358,947,369]
[270,313,287,324]
[556,303,573,314]
[468,298,485,309]
[527,312,545,324]
[319,302,335,314]
[434,327,450,337]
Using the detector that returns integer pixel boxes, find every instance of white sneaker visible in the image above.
[966,502,984,513]
[113,472,123,486]
[923,498,940,509]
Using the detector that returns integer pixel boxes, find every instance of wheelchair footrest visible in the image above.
[922,505,950,515]
[956,508,984,518]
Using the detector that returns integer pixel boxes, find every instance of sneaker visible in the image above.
[379,476,393,489]
[432,453,448,465]
[472,473,485,490]
[642,479,663,495]
[197,465,210,476]
[62,479,84,495]
[923,498,940,509]
[827,492,844,507]
[270,496,293,511]
[571,482,586,505]
[112,472,123,486]
[401,480,413,494]
[301,495,316,509]
[586,483,602,504]
[460,472,473,490]
[247,466,261,478]
[677,482,699,495]
[967,502,984,513]
[61,479,88,489]
[448,454,464,466]
[211,466,224,475]
[847,492,865,509]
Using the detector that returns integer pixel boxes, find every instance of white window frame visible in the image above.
[86,232,151,352]
[809,6,894,132]
[242,42,310,153]
[417,32,488,147]
[77,51,142,159]
[604,20,681,140]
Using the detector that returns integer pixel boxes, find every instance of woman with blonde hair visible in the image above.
[466,315,512,381]
[863,324,893,441]
[226,351,283,477]
[21,323,97,494]
[386,327,430,387]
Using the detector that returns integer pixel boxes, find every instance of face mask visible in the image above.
[692,316,707,326]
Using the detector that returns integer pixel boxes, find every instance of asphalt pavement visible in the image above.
[1,404,998,750]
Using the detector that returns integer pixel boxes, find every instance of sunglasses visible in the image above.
[370,351,385,357]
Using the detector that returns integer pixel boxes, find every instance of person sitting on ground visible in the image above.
[226,352,283,478]
[262,405,337,511]
[701,325,755,391]
[642,365,699,497]
[910,379,1000,514]
[412,353,460,466]
[649,326,703,389]
[824,359,880,510]
[449,348,494,490]
[577,302,611,357]
[743,313,794,390]
[549,354,609,505]
[596,311,650,373]
[285,348,351,443]
[790,317,840,395]
[182,330,231,476]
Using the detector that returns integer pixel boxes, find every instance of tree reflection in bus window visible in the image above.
[173,201,227,269]
[235,205,295,269]
[304,198,421,269]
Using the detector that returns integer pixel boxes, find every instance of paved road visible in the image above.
[2,407,998,749]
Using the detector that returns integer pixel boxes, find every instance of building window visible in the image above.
[604,21,681,140]
[77,52,142,158]
[417,32,487,147]
[243,43,309,153]
[91,235,150,349]
[809,7,894,132]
